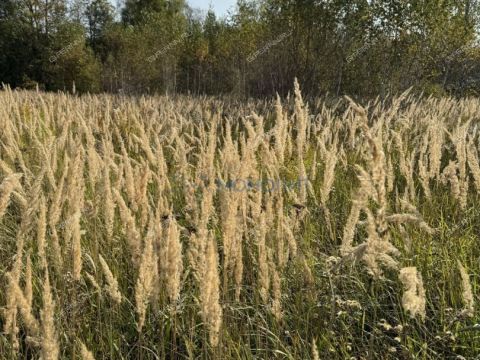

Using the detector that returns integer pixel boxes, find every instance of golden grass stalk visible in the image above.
[450,122,470,208]
[341,191,367,256]
[199,233,222,347]
[311,338,320,360]
[0,158,14,176]
[70,210,83,281]
[270,258,282,321]
[0,173,23,220]
[37,196,47,269]
[219,189,237,272]
[103,164,115,241]
[256,210,270,304]
[135,220,157,332]
[399,267,426,320]
[85,272,100,292]
[40,271,59,360]
[113,189,141,263]
[135,163,151,229]
[163,217,183,303]
[320,145,338,205]
[274,95,287,165]
[428,124,444,179]
[98,254,122,305]
[441,161,461,204]
[294,78,308,203]
[466,141,480,193]
[3,252,24,350]
[5,271,39,336]
[121,144,137,211]
[80,341,96,360]
[457,260,474,317]
[25,254,33,309]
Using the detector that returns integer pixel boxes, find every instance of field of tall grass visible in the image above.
[0,81,479,359]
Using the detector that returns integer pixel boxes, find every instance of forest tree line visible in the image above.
[1,0,480,97]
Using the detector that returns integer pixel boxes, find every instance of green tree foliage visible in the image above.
[85,0,114,56]
[48,23,102,92]
[0,0,101,92]
[0,0,479,96]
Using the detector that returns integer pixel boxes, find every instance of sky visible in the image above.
[110,0,238,20]
[187,0,237,17]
